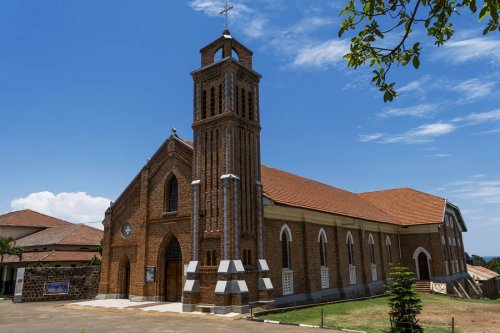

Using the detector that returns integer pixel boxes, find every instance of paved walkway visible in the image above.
[71,299,239,317]
[0,299,341,333]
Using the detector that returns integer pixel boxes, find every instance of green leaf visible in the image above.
[479,7,489,21]
[412,56,420,69]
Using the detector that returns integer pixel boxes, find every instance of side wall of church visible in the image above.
[263,218,402,304]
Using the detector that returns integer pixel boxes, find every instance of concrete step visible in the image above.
[414,281,431,293]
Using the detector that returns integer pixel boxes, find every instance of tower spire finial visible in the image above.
[219,2,234,32]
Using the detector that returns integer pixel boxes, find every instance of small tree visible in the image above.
[90,255,101,266]
[0,237,23,263]
[486,258,500,274]
[472,254,487,267]
[386,266,423,332]
[97,238,104,256]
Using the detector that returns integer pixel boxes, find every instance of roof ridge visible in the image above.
[403,187,446,201]
[26,209,73,225]
[262,166,347,192]
[0,210,26,222]
[359,187,445,201]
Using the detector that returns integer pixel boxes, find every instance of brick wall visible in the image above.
[20,266,100,302]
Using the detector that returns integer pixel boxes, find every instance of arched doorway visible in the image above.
[119,256,131,299]
[418,253,430,280]
[412,247,431,280]
[165,237,182,302]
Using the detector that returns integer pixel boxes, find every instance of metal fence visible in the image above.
[255,307,459,333]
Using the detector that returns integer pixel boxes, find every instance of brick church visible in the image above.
[98,30,473,313]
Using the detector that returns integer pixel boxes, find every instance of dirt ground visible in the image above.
[418,296,500,333]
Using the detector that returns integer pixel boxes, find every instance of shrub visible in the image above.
[386,266,423,332]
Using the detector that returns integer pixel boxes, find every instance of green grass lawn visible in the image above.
[258,294,500,333]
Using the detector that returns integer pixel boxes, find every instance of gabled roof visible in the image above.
[0,209,72,228]
[112,135,461,228]
[358,188,446,226]
[15,224,103,247]
[261,166,398,225]
[1,250,100,263]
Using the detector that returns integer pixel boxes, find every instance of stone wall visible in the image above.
[20,266,100,302]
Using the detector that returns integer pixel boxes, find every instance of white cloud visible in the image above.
[436,37,500,63]
[434,153,451,158]
[360,122,456,144]
[290,16,335,35]
[10,191,111,228]
[189,0,265,38]
[291,39,349,69]
[384,123,456,144]
[188,1,341,69]
[399,74,432,95]
[358,132,384,142]
[377,103,438,119]
[189,0,250,17]
[463,109,500,124]
[362,108,500,145]
[447,179,500,204]
[451,79,496,101]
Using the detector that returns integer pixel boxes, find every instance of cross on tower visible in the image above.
[219,2,234,31]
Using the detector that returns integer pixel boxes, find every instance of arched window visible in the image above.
[206,250,212,266]
[166,176,179,212]
[231,48,240,61]
[442,236,448,261]
[235,85,239,115]
[347,232,355,266]
[368,234,376,264]
[214,47,223,62]
[248,91,253,121]
[386,236,393,264]
[212,250,217,266]
[318,229,327,267]
[210,86,215,117]
[241,87,246,118]
[201,90,207,119]
[218,84,222,115]
[448,237,453,259]
[280,225,292,269]
[243,249,251,267]
[452,238,457,260]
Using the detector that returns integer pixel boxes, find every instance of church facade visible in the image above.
[98,31,474,313]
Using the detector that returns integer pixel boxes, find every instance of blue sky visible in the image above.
[0,1,499,255]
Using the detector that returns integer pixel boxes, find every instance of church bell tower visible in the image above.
[183,30,273,314]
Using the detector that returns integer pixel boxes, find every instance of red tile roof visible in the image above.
[1,251,100,263]
[15,224,103,247]
[261,166,398,224]
[0,209,72,228]
[115,137,451,227]
[358,188,445,226]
